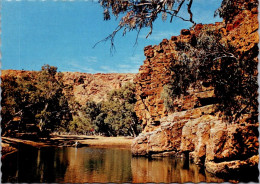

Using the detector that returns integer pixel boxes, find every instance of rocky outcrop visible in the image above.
[132,0,258,178]
[132,108,259,176]
[1,70,135,105]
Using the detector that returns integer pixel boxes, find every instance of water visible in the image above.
[0,145,233,183]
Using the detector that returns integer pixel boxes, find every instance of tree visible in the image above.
[78,82,142,137]
[67,101,102,135]
[1,75,20,135]
[161,26,258,122]
[34,65,72,135]
[101,82,141,137]
[1,71,42,137]
[97,0,195,48]
[1,65,72,137]
[97,0,259,49]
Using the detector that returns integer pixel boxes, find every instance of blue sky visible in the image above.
[2,0,222,73]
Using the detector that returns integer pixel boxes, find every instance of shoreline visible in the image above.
[1,135,134,152]
[52,135,134,148]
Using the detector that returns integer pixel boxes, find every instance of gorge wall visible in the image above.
[132,0,259,178]
[1,70,135,105]
[60,72,135,105]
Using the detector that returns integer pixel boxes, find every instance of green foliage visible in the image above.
[101,82,141,137]
[162,26,258,121]
[69,82,142,137]
[1,75,19,134]
[34,65,72,133]
[1,65,72,137]
[2,68,140,137]
[161,85,176,112]
[67,115,92,135]
[68,101,101,134]
[65,82,141,137]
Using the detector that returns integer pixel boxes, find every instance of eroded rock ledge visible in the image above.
[132,106,259,175]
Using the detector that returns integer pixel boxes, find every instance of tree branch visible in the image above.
[96,0,196,49]
[93,25,122,52]
[170,0,185,22]
[187,0,195,24]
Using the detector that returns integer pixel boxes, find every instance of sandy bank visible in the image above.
[1,135,134,150]
[52,135,134,148]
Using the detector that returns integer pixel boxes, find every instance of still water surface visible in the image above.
[2,145,226,183]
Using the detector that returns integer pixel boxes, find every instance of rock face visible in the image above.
[1,70,135,105]
[134,23,225,132]
[61,72,135,105]
[132,0,258,178]
[132,112,259,176]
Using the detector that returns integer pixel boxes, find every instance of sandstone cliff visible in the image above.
[132,0,258,179]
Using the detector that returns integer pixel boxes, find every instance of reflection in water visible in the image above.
[131,157,224,183]
[1,145,69,183]
[2,145,226,183]
[62,147,132,183]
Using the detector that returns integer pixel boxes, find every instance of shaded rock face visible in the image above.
[2,70,136,105]
[132,0,258,177]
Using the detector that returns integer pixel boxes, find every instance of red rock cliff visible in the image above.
[134,0,258,132]
[132,0,258,178]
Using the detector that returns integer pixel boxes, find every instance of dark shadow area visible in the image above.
[198,97,218,106]
[216,166,259,183]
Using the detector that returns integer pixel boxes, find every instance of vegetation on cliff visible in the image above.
[162,25,258,122]
[215,0,258,23]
